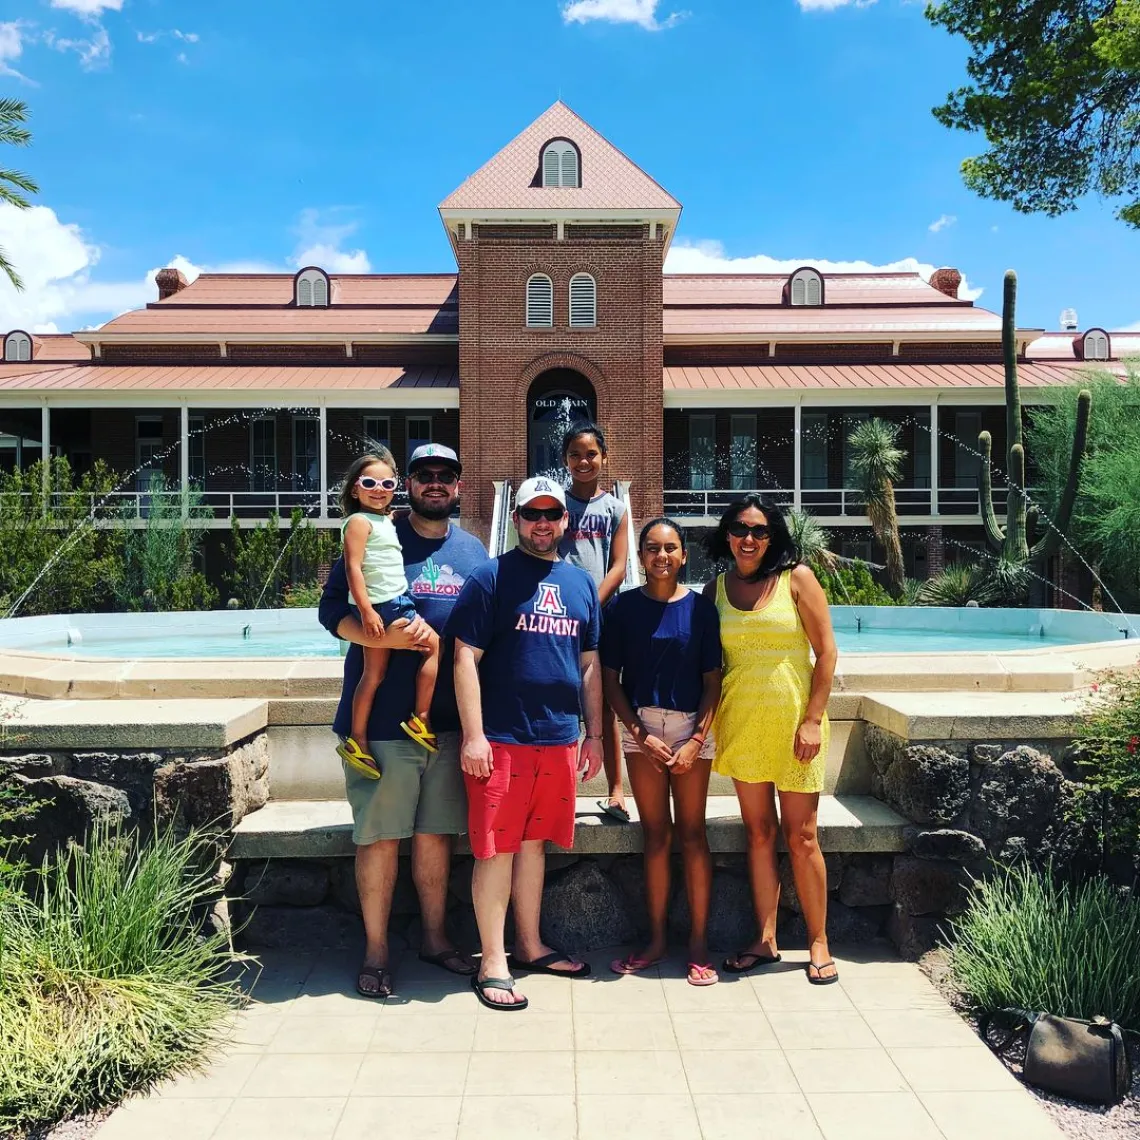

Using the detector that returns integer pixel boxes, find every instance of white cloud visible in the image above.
[289,209,372,273]
[562,0,687,31]
[664,239,984,301]
[45,25,111,69]
[928,213,957,233]
[0,20,31,80]
[797,0,877,9]
[173,30,199,43]
[0,203,373,333]
[138,29,199,45]
[176,51,188,64]
[49,0,123,16]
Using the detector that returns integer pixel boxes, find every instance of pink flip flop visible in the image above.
[610,953,662,975]
[687,962,720,987]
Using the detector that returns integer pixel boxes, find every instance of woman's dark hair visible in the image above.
[638,516,686,553]
[704,495,799,580]
[561,420,608,459]
[338,448,397,517]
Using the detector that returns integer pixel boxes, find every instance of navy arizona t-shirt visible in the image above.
[319,518,488,741]
[445,548,601,746]
[600,588,722,714]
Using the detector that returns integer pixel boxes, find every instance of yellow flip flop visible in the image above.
[337,736,381,780]
[400,715,439,754]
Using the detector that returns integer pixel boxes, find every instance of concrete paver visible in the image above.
[96,943,1064,1139]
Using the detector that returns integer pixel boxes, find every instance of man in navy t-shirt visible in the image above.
[318,444,487,999]
[448,476,603,1011]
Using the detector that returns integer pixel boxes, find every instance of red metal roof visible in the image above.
[157,273,458,307]
[96,306,458,336]
[32,334,92,361]
[664,273,964,308]
[663,361,1100,391]
[0,364,458,393]
[439,102,680,212]
[664,305,1002,337]
[1026,331,1140,361]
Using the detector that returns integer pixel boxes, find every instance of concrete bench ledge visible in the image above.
[859,690,1091,741]
[229,795,909,860]
[0,695,268,750]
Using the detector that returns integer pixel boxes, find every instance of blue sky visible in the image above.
[1,0,1137,334]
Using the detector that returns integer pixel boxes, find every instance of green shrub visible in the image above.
[1070,669,1140,866]
[283,582,322,608]
[917,562,996,606]
[0,822,247,1133]
[818,559,897,606]
[949,863,1140,1031]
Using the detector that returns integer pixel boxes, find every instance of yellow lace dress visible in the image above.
[712,570,829,792]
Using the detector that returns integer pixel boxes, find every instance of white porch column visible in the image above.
[318,404,328,520]
[793,402,803,510]
[40,404,50,501]
[930,401,940,516]
[180,405,190,520]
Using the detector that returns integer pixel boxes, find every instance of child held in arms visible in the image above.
[336,448,441,777]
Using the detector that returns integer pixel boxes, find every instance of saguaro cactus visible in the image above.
[978,270,1091,576]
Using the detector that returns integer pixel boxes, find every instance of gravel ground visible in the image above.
[19,1109,112,1140]
[921,950,1139,1140]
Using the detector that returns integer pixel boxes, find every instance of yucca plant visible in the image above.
[0,98,39,291]
[950,863,1140,1031]
[848,418,907,598]
[0,821,247,1132]
[918,562,997,607]
[785,506,836,572]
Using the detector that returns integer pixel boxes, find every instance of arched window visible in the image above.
[788,267,823,306]
[1083,329,1110,360]
[295,267,330,307]
[541,140,579,188]
[3,331,32,362]
[526,274,554,327]
[569,273,596,328]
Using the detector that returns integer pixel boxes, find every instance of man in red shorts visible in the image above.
[448,476,604,1010]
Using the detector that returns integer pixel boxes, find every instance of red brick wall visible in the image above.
[898,341,1002,363]
[227,344,347,364]
[101,344,222,363]
[457,228,666,535]
[664,344,772,366]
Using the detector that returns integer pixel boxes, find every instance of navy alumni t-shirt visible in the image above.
[600,589,721,714]
[445,549,601,746]
[319,518,489,741]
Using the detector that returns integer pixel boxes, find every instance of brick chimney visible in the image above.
[930,267,962,299]
[155,267,189,301]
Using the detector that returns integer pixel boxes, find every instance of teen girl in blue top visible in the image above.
[601,518,723,986]
[558,422,631,821]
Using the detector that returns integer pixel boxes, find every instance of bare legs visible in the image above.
[624,752,713,965]
[351,646,389,748]
[601,701,625,811]
[726,782,831,975]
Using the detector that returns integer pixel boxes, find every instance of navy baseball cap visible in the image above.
[407,443,462,476]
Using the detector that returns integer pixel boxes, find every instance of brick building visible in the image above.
[1,103,1136,582]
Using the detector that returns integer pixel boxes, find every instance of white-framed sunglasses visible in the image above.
[356,476,398,492]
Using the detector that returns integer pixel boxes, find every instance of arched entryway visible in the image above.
[527,368,596,478]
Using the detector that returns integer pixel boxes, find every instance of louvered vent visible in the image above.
[4,332,31,361]
[297,278,312,307]
[560,147,579,188]
[569,274,596,328]
[542,141,579,188]
[312,275,328,307]
[526,275,554,327]
[543,146,562,187]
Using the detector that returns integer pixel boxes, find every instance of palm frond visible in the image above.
[0,246,24,292]
[0,168,38,199]
[918,563,998,607]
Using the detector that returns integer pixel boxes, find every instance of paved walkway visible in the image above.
[98,944,1063,1140]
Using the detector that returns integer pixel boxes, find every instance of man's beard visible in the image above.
[409,489,456,520]
[518,530,559,556]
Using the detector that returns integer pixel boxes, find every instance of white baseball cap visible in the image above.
[515,476,567,510]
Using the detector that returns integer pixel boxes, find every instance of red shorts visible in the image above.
[464,742,579,860]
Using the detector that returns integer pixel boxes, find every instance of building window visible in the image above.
[789,268,823,306]
[569,273,596,328]
[542,140,579,188]
[1083,329,1110,360]
[250,417,278,493]
[689,415,716,490]
[526,274,554,327]
[730,414,757,490]
[801,412,829,490]
[136,417,164,494]
[407,416,432,460]
[292,416,319,491]
[295,267,330,307]
[4,331,32,362]
[363,415,390,452]
[954,412,981,489]
[188,415,206,489]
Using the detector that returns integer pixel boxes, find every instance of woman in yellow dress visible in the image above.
[702,496,839,985]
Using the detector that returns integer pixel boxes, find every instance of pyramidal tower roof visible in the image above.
[439,102,681,213]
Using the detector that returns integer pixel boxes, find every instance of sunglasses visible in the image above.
[410,468,459,486]
[356,476,398,492]
[518,506,565,522]
[728,522,770,541]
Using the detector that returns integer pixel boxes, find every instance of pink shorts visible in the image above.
[619,706,715,760]
[464,742,579,860]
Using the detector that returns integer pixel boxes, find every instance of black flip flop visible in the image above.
[596,799,631,823]
[471,975,529,1011]
[806,960,840,986]
[722,950,782,975]
[356,965,392,999]
[418,948,477,977]
[507,950,592,978]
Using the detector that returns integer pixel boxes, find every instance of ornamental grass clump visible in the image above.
[949,862,1140,1032]
[0,821,246,1134]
